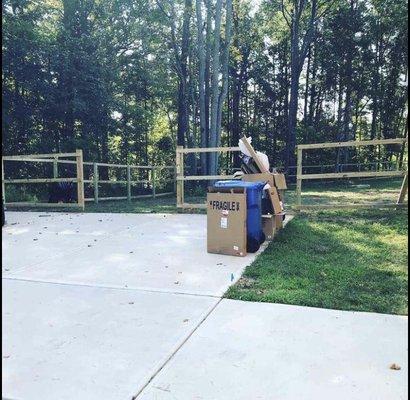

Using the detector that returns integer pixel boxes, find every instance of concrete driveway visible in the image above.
[2,211,407,400]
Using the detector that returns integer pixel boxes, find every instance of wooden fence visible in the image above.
[176,145,241,209]
[2,150,85,209]
[82,162,175,204]
[2,150,176,209]
[295,138,408,210]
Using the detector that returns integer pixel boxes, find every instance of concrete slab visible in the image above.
[2,279,218,400]
[2,212,151,272]
[137,300,408,400]
[3,212,291,296]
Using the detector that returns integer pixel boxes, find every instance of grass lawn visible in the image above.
[285,177,406,208]
[225,207,408,315]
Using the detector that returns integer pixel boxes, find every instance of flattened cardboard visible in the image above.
[262,213,285,240]
[243,172,287,191]
[207,190,247,257]
[262,217,276,240]
[242,172,274,187]
[275,214,284,230]
[273,173,287,190]
[268,187,283,215]
[240,136,270,173]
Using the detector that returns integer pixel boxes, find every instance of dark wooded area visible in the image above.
[2,0,408,178]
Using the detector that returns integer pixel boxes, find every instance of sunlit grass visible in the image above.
[225,208,408,315]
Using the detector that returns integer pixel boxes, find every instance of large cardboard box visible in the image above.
[273,173,287,190]
[262,216,275,240]
[262,213,285,240]
[207,188,247,257]
[242,172,287,190]
[242,172,274,187]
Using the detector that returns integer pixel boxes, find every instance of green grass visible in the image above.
[285,177,405,208]
[225,207,408,315]
[5,177,404,213]
[4,195,205,214]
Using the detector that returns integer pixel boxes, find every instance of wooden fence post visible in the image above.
[76,149,85,210]
[296,147,303,210]
[2,158,5,203]
[152,167,156,198]
[53,157,58,178]
[127,165,131,202]
[93,163,99,204]
[173,167,177,194]
[397,173,408,204]
[176,146,184,207]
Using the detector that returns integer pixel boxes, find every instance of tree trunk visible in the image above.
[214,0,233,169]
[196,0,207,174]
[176,0,192,147]
[208,0,223,175]
[286,16,300,171]
[204,0,212,170]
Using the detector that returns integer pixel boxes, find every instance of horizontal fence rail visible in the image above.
[2,150,85,209]
[176,145,242,209]
[295,138,408,210]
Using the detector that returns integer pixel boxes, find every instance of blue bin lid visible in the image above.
[214,180,266,190]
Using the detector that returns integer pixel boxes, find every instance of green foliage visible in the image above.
[2,0,408,181]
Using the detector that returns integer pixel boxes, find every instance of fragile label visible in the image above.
[220,217,228,229]
[209,200,240,211]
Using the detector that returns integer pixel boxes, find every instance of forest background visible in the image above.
[2,0,408,184]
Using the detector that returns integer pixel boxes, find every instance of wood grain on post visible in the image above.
[127,165,131,202]
[176,146,184,207]
[296,147,303,210]
[76,149,85,210]
[53,157,58,178]
[152,167,156,198]
[397,173,408,204]
[93,163,99,204]
[2,158,5,203]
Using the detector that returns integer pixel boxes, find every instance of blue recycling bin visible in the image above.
[214,180,266,251]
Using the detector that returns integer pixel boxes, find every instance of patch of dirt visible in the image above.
[313,244,330,254]
[237,277,257,289]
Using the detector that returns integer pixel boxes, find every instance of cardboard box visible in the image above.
[262,213,285,240]
[268,187,283,214]
[242,172,274,187]
[273,173,287,190]
[207,188,247,257]
[262,216,275,240]
[275,213,284,230]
